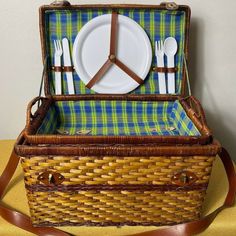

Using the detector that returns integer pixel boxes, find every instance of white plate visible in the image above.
[73,14,152,94]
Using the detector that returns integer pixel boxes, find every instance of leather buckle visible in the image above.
[172,171,198,186]
[38,171,65,185]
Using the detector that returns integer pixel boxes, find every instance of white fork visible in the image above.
[155,40,166,94]
[54,40,63,95]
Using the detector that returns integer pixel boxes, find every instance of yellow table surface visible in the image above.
[0,140,235,236]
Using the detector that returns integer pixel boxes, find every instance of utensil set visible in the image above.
[54,35,177,95]
[53,38,75,95]
[155,37,178,94]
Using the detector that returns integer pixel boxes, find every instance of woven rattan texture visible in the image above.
[21,155,214,226]
[21,156,214,186]
[27,189,206,226]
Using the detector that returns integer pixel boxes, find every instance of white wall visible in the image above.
[0,0,236,159]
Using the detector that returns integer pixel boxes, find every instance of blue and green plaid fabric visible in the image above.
[170,102,199,136]
[37,100,200,136]
[45,8,186,94]
[37,106,57,135]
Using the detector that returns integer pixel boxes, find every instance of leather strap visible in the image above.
[153,67,178,73]
[85,11,144,89]
[128,147,236,236]
[110,11,118,56]
[0,150,71,236]
[86,11,118,89]
[52,66,74,72]
[0,147,235,236]
[115,58,144,85]
[86,59,112,89]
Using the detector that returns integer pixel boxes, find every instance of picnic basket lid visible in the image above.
[39,1,191,96]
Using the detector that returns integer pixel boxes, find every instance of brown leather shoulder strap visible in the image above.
[0,149,71,236]
[0,147,235,236]
[128,148,236,236]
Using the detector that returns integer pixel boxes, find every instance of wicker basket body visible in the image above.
[15,2,222,228]
[19,152,217,226]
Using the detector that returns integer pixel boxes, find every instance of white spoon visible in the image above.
[164,37,178,94]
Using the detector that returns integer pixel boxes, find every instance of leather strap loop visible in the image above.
[52,66,75,72]
[0,147,235,236]
[153,67,177,73]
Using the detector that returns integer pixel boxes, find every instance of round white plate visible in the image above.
[73,14,152,94]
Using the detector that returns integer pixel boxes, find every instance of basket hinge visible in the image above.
[161,2,179,10]
[51,0,71,6]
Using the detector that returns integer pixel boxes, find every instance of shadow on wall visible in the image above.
[188,17,236,160]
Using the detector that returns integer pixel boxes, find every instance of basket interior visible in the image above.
[44,7,187,95]
[37,100,200,136]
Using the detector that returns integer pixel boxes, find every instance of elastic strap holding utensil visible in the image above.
[0,145,235,236]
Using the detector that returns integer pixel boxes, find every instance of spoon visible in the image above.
[164,37,178,94]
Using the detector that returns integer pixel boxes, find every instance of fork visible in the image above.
[54,40,63,95]
[155,40,166,94]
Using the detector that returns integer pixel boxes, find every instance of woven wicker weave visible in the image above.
[21,155,215,226]
[26,190,206,226]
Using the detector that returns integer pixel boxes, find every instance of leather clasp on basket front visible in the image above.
[38,171,65,185]
[172,171,198,186]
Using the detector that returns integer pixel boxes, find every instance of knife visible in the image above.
[62,38,75,95]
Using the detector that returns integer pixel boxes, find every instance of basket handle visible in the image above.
[188,96,206,123]
[180,96,211,134]
[25,96,51,131]
[0,141,235,235]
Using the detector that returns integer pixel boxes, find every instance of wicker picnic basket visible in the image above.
[14,0,222,227]
[0,1,236,236]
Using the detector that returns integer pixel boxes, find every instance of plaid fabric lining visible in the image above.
[37,106,57,135]
[45,8,185,95]
[37,101,200,136]
[170,102,199,136]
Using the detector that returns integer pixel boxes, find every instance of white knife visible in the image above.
[62,38,75,95]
